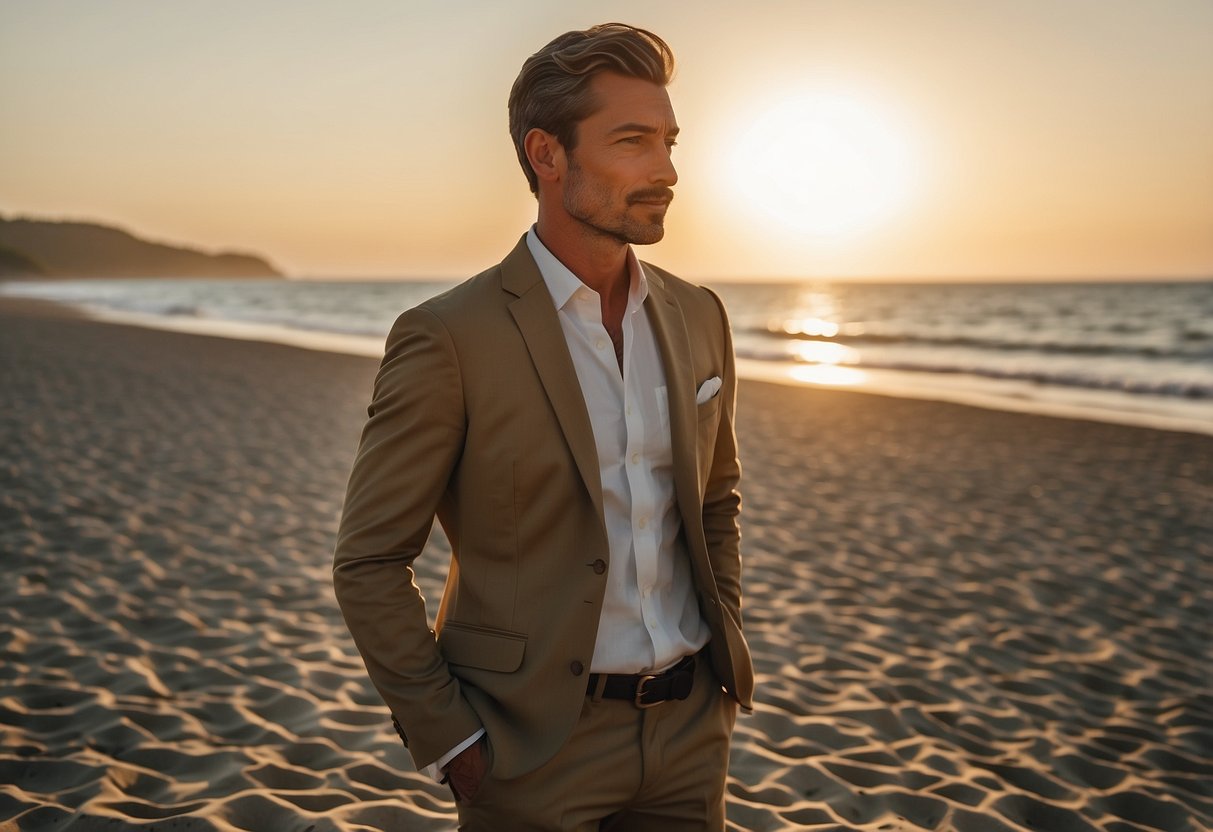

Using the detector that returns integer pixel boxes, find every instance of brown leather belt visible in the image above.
[586,654,696,708]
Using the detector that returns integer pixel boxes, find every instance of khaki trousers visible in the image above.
[457,655,738,831]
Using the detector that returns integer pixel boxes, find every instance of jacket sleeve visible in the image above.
[332,305,483,771]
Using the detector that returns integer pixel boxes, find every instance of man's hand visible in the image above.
[445,737,489,804]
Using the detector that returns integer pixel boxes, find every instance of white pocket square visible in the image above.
[695,376,722,405]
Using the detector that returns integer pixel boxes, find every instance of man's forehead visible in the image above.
[584,73,678,130]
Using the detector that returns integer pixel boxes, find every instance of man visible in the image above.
[333,23,754,831]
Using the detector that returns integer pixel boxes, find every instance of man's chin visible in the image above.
[626,226,665,245]
[579,217,666,246]
[624,218,666,245]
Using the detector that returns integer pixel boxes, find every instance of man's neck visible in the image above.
[534,213,630,298]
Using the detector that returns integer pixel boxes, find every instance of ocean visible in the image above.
[4,277,1211,435]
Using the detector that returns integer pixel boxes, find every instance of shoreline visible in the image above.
[8,293,1213,438]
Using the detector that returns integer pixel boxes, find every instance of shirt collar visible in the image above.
[526,226,649,312]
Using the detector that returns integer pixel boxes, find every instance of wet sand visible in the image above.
[1,298,1210,831]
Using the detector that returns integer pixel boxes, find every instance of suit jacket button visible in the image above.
[591,559,606,575]
[570,660,585,676]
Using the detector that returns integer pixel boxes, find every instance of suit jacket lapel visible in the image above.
[644,265,731,647]
[642,265,702,528]
[501,237,607,529]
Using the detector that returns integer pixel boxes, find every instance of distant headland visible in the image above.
[0,215,282,279]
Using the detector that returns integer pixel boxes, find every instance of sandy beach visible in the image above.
[1,298,1210,832]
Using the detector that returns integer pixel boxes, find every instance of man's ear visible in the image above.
[524,128,565,185]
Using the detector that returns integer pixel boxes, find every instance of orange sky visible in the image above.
[2,1,1211,280]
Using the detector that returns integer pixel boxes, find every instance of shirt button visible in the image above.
[596,339,606,349]
[570,660,585,676]
[591,559,606,575]
[638,517,648,529]
[630,452,639,464]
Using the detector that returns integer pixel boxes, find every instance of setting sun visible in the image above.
[726,91,916,239]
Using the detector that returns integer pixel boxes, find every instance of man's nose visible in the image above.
[652,149,678,187]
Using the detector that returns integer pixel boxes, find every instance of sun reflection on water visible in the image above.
[785,339,867,386]
[790,364,869,386]
[788,340,855,366]
[758,285,872,387]
[779,316,839,338]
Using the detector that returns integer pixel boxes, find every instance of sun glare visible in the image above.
[728,91,915,239]
[788,340,856,366]
[790,364,869,387]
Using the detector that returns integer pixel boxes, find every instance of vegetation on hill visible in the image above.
[0,244,46,277]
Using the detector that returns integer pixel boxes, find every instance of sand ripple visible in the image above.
[726,383,1212,831]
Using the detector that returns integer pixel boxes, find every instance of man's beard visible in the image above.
[563,160,673,246]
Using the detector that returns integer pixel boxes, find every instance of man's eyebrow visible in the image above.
[608,123,681,137]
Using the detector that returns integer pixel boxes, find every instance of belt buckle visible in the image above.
[634,674,660,709]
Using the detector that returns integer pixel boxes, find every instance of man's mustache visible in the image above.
[627,188,675,205]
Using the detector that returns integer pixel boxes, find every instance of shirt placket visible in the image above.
[621,302,664,660]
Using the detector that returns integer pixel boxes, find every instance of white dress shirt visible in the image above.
[526,228,709,674]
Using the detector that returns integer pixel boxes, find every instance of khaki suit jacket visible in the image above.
[333,235,755,779]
